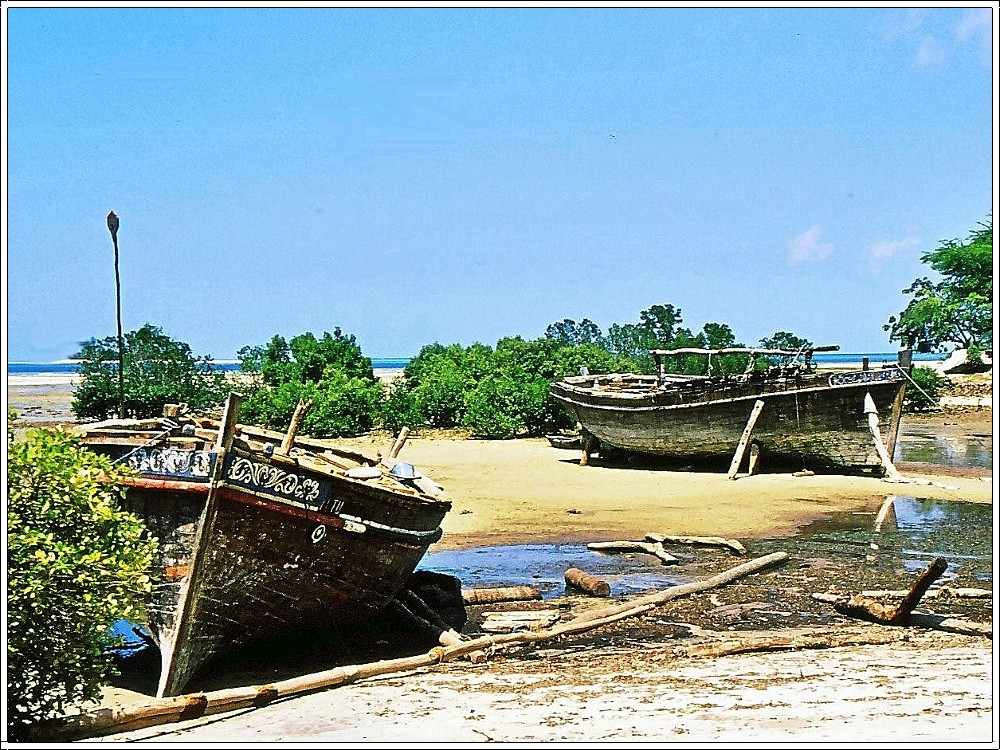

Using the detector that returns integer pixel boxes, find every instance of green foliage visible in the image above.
[759,331,814,352]
[381,336,619,437]
[885,217,993,352]
[72,324,229,420]
[757,330,815,370]
[238,330,384,438]
[6,421,157,730]
[639,303,684,346]
[545,318,603,346]
[903,366,947,412]
[601,322,659,372]
[463,371,551,439]
[381,305,817,439]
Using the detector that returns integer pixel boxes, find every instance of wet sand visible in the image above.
[7,375,993,549]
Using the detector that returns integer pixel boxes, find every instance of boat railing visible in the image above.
[649,345,840,383]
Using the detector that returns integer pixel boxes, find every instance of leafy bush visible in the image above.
[462,373,534,439]
[388,343,478,430]
[886,216,992,352]
[72,324,229,420]
[903,366,947,412]
[379,381,424,436]
[238,330,384,438]
[6,416,157,732]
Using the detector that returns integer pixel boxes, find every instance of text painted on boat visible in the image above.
[125,447,215,480]
[223,449,331,509]
[828,367,905,387]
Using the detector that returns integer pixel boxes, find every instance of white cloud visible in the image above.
[884,7,992,68]
[787,226,834,265]
[914,35,948,68]
[954,8,993,65]
[883,9,928,41]
[869,236,921,260]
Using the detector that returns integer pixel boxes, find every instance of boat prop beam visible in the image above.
[864,392,901,480]
[727,399,765,480]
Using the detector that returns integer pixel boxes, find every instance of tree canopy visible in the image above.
[885,217,993,353]
[72,324,229,420]
[237,329,384,438]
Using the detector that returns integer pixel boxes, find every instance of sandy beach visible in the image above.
[6,373,995,743]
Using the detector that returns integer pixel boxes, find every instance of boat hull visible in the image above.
[87,439,450,697]
[551,368,907,472]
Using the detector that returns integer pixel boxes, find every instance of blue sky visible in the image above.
[5,4,995,362]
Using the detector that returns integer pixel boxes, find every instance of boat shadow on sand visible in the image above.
[108,570,468,697]
[552,444,887,477]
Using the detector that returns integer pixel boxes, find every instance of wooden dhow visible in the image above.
[75,395,451,698]
[549,346,910,476]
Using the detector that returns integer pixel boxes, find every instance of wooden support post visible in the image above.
[214,393,243,453]
[387,426,410,461]
[278,399,313,456]
[747,440,762,476]
[727,399,765,480]
[864,392,901,479]
[884,383,907,462]
[580,428,598,467]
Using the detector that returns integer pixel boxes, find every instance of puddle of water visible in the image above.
[419,543,691,599]
[889,496,994,581]
[421,497,993,595]
[770,496,993,586]
[894,432,993,468]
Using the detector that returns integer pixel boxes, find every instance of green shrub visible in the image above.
[412,357,468,428]
[6,416,157,732]
[463,374,527,439]
[72,324,229,421]
[379,382,423,435]
[904,366,947,412]
[237,330,383,438]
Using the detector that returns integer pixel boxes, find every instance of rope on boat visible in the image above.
[899,368,937,406]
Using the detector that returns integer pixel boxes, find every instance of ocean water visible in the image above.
[6,352,943,378]
[7,358,411,376]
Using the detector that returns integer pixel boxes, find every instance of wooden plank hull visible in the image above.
[551,367,907,472]
[82,430,450,698]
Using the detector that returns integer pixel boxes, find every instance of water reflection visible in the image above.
[421,497,993,595]
[894,431,993,468]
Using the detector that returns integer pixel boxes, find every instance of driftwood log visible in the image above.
[674,624,902,658]
[565,567,612,597]
[811,593,992,638]
[812,556,991,638]
[831,557,948,625]
[462,586,543,605]
[645,532,747,555]
[586,540,679,565]
[479,610,561,633]
[855,587,991,600]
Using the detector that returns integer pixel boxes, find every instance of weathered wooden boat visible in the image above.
[549,346,910,476]
[75,395,451,698]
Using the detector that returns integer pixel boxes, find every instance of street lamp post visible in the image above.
[107,211,125,418]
